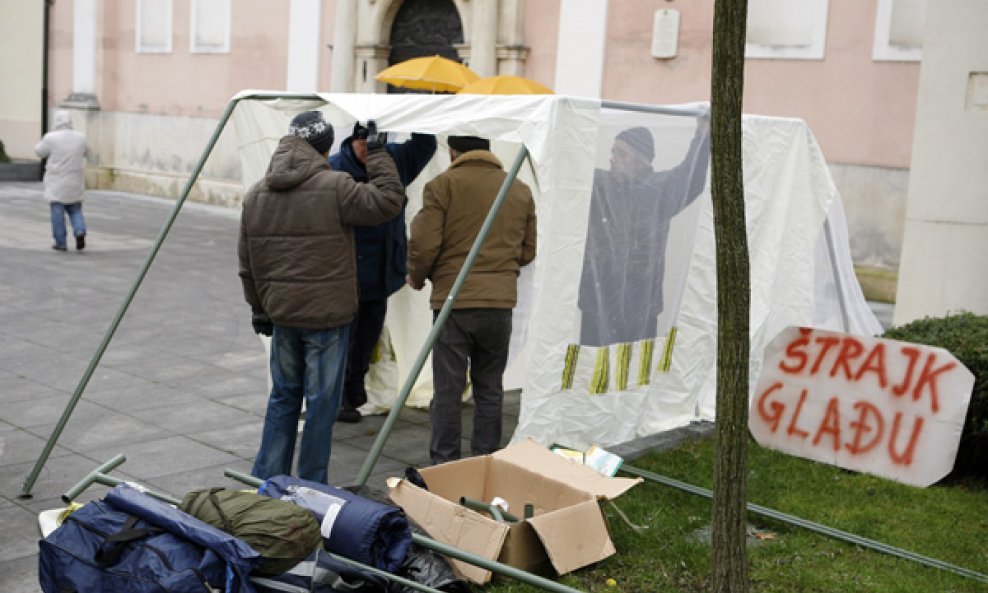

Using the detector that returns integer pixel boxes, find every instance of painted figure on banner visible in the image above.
[578,110,710,346]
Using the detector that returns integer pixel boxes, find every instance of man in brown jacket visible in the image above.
[239,111,403,483]
[407,135,537,464]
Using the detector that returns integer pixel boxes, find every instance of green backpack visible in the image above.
[179,487,322,576]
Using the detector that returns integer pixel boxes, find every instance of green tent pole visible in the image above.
[20,91,331,498]
[354,145,531,488]
[61,454,181,506]
[621,464,988,584]
[20,98,245,497]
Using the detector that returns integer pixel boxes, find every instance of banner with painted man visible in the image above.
[563,107,711,394]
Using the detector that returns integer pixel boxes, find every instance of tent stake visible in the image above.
[354,145,531,488]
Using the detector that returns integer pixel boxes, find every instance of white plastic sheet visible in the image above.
[231,92,881,448]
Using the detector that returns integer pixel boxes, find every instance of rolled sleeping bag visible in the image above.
[258,475,411,573]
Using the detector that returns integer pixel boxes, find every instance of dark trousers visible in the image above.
[430,308,512,465]
[343,298,388,409]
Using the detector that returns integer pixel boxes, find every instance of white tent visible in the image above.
[231,91,881,451]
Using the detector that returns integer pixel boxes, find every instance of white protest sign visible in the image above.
[750,327,974,487]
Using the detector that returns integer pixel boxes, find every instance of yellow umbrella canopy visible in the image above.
[457,75,554,95]
[375,55,480,93]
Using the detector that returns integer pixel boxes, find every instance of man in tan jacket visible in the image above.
[239,112,403,483]
[407,135,537,464]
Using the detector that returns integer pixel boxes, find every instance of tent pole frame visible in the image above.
[20,92,326,497]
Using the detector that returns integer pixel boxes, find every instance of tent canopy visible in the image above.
[231,91,881,450]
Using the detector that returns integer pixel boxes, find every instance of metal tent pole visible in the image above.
[601,99,706,118]
[354,145,531,488]
[20,91,325,497]
[621,464,988,584]
[822,215,851,332]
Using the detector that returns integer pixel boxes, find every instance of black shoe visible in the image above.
[52,244,67,252]
[337,405,362,423]
[75,234,86,250]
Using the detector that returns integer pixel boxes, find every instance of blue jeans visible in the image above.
[252,323,350,484]
[50,202,86,248]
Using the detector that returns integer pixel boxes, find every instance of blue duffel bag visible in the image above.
[39,484,260,593]
[258,476,411,574]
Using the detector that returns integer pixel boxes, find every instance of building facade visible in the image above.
[1,0,936,305]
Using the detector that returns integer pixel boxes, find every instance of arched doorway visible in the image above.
[387,0,465,93]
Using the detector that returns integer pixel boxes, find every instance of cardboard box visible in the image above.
[387,440,642,584]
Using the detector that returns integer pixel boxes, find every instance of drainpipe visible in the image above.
[41,0,54,179]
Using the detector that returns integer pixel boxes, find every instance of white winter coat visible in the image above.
[34,111,88,204]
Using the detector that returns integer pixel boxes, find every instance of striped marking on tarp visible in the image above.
[657,327,677,373]
[590,347,610,394]
[561,344,580,390]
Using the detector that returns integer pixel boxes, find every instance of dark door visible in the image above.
[387,0,465,93]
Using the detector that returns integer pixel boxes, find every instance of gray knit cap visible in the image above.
[289,111,335,154]
[615,126,655,162]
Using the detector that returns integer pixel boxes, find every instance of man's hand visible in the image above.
[406,274,424,290]
[366,120,386,151]
[251,313,273,336]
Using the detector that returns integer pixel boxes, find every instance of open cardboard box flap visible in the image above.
[526,497,616,575]
[493,439,642,499]
[388,478,509,584]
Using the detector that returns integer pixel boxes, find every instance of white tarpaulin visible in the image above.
[230,91,881,449]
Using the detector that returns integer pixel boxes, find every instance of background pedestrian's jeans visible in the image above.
[252,323,350,484]
[50,201,86,248]
[430,308,512,465]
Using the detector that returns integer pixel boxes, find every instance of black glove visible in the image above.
[365,120,387,151]
[251,313,273,337]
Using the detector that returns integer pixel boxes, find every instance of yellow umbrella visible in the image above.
[457,75,554,95]
[375,55,480,93]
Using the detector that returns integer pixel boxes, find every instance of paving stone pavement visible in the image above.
[0,181,891,591]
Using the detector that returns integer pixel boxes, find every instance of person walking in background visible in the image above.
[407,135,537,465]
[35,110,88,252]
[330,123,436,423]
[238,111,403,484]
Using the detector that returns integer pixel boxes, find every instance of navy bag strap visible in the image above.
[95,515,163,568]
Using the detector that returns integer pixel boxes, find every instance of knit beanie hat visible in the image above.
[615,126,655,162]
[289,111,335,154]
[351,122,369,140]
[448,135,490,154]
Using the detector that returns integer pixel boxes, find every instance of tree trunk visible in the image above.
[710,1,751,592]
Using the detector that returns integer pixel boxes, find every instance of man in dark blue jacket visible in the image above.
[330,123,437,422]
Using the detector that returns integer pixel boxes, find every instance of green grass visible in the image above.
[484,435,988,593]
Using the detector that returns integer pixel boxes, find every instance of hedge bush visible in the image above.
[883,312,988,481]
